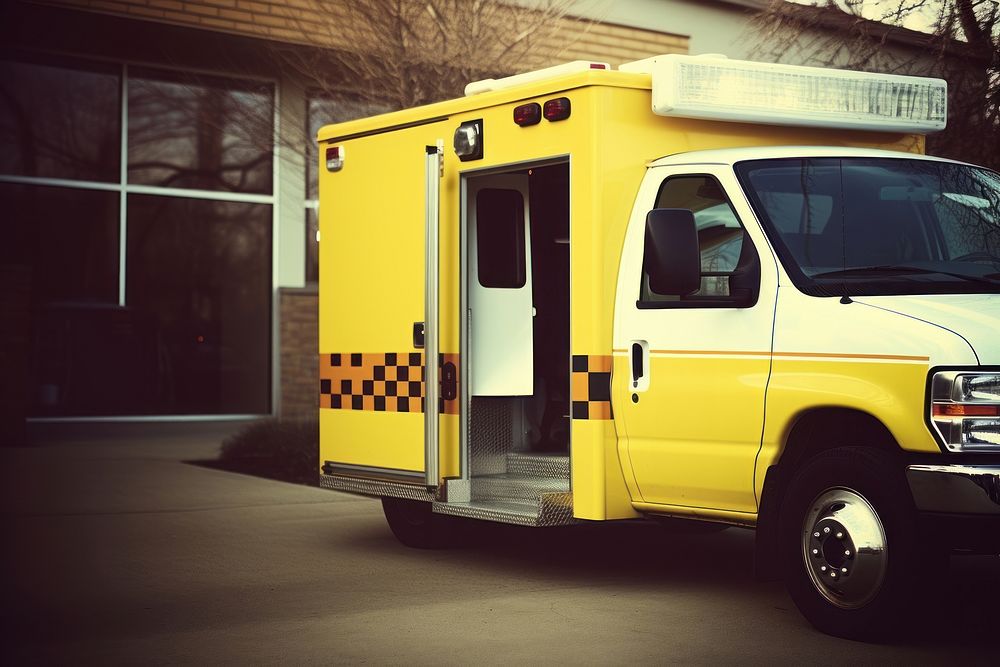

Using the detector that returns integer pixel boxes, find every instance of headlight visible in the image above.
[959,375,1000,402]
[931,372,1000,451]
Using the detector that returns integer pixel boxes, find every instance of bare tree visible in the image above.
[751,0,999,170]
[257,0,602,195]
[272,0,593,111]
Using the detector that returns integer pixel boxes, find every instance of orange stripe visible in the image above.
[614,349,928,362]
[774,351,929,362]
[648,349,771,357]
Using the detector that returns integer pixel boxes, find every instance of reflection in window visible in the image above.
[128,68,274,193]
[127,195,272,414]
[2,182,119,305]
[643,176,747,299]
[2,55,277,417]
[1,183,124,417]
[306,207,319,283]
[0,55,120,182]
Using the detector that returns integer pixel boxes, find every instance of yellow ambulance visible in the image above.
[316,55,1000,638]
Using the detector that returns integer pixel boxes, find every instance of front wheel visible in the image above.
[381,497,456,549]
[780,447,934,640]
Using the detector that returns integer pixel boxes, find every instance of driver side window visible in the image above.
[640,175,753,303]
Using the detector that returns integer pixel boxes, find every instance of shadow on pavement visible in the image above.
[344,511,1000,649]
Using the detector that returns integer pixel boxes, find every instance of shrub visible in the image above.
[219,419,318,485]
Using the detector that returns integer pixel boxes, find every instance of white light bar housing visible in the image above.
[620,54,947,134]
[465,60,610,96]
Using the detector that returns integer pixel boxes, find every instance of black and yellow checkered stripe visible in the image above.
[571,354,612,420]
[319,353,459,414]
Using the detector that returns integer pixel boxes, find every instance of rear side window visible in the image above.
[476,188,526,288]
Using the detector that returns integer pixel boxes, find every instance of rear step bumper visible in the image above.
[321,452,578,527]
[433,493,577,527]
[320,473,434,502]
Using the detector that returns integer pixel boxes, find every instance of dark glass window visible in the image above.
[128,68,274,194]
[1,182,119,305]
[737,158,1000,296]
[126,195,272,414]
[306,207,319,283]
[1,183,122,417]
[477,188,526,288]
[0,55,120,181]
[642,175,748,300]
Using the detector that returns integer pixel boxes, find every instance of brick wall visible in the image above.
[278,286,318,421]
[34,0,688,66]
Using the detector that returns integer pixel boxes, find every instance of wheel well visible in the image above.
[776,408,899,473]
[755,408,900,581]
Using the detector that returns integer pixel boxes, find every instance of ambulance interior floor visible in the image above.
[2,425,997,663]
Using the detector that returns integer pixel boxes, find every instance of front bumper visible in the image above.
[907,465,1000,553]
[907,465,1000,514]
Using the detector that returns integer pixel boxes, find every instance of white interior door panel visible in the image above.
[468,175,533,396]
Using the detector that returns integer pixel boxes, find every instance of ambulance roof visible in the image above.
[317,55,948,143]
[316,70,644,144]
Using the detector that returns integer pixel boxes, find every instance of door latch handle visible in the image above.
[631,342,644,388]
[413,322,425,348]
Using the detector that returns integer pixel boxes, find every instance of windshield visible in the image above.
[735,158,1000,296]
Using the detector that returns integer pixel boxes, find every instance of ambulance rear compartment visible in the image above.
[317,115,577,525]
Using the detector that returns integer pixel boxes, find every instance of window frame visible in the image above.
[637,172,759,310]
[0,53,278,419]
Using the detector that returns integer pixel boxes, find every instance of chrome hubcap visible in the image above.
[801,487,887,609]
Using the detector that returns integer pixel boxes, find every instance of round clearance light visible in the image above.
[513,103,542,126]
[453,119,484,161]
[543,97,571,121]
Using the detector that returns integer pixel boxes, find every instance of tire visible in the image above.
[779,447,930,640]
[381,497,456,549]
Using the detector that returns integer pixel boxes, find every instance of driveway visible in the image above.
[1,425,996,664]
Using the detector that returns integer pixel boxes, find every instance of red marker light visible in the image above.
[589,63,607,69]
[326,145,344,171]
[513,103,541,126]
[196,335,205,344]
[543,97,571,122]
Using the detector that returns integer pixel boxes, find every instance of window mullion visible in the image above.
[118,63,129,306]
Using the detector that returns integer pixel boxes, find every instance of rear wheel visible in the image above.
[381,497,455,549]
[780,447,934,640]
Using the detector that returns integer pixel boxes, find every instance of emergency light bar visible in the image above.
[620,54,947,133]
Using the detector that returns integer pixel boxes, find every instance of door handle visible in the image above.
[629,340,649,392]
[631,342,644,388]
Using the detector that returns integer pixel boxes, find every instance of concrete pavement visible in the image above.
[1,426,997,664]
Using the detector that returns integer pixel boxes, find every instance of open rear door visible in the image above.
[318,129,452,482]
[467,175,534,396]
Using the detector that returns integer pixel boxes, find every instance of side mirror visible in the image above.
[643,208,701,296]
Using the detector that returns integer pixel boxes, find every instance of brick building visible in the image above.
[2,0,778,426]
